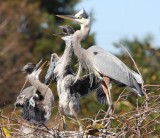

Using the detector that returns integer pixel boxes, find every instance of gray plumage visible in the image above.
[44,53,59,85]
[15,62,54,124]
[56,9,145,97]
[85,46,144,95]
[15,86,45,123]
[56,10,147,115]
[52,26,79,116]
[45,25,106,117]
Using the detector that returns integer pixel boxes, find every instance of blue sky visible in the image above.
[76,0,160,53]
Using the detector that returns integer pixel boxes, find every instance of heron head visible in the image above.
[22,63,36,74]
[57,25,75,42]
[22,59,43,75]
[31,61,47,80]
[56,9,90,26]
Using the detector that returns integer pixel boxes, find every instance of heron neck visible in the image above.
[73,24,90,57]
[55,40,73,78]
[61,40,73,68]
[73,23,95,81]
[27,75,48,97]
[63,40,73,58]
[80,23,90,41]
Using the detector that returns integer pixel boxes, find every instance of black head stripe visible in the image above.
[81,9,88,19]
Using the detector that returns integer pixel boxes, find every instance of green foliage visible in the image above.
[114,37,160,85]
[0,0,85,107]
[110,37,160,129]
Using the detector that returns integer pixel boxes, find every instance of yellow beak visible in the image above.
[56,15,78,21]
[39,61,48,69]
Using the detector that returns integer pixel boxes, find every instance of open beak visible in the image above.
[35,59,43,70]
[39,61,47,70]
[34,61,47,79]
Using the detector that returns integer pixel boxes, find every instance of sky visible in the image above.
[76,0,160,53]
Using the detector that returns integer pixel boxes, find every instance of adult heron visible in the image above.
[56,9,146,113]
[15,61,54,125]
[44,25,106,129]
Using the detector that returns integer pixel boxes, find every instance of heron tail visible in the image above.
[131,70,144,84]
[131,71,145,96]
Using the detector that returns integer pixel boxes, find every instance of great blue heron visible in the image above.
[15,61,54,125]
[45,25,106,129]
[56,9,146,113]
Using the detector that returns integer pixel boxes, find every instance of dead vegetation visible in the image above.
[0,88,160,138]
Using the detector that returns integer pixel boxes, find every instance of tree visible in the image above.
[0,0,95,107]
[114,37,160,86]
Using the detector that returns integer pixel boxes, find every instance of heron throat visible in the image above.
[73,21,96,84]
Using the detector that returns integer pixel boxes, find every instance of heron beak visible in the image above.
[53,32,67,37]
[39,61,48,70]
[53,33,62,36]
[34,61,47,79]
[56,15,82,24]
[56,15,77,21]
[35,59,43,70]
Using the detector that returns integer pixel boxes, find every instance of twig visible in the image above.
[119,43,142,77]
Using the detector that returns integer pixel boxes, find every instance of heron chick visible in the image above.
[45,25,106,130]
[57,9,147,114]
[15,61,54,125]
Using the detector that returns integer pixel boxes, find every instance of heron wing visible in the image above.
[95,86,107,104]
[87,46,143,87]
[72,74,100,96]
[72,74,107,104]
[22,100,45,122]
[44,61,55,85]
[44,53,60,85]
[15,86,37,107]
[20,86,36,95]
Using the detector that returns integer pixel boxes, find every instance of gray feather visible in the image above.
[95,86,107,104]
[86,46,145,96]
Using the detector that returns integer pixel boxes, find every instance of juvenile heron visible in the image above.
[56,9,146,113]
[45,25,106,129]
[15,61,54,124]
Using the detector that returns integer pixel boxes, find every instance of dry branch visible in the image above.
[1,90,160,137]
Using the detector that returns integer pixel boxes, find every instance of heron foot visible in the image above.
[79,124,83,132]
[62,115,67,130]
[144,93,149,102]
[106,105,113,116]
[101,105,113,126]
[77,119,83,131]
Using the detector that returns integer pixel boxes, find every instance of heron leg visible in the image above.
[101,77,113,115]
[69,105,83,131]
[62,115,67,130]
[143,91,149,108]
[75,115,83,131]
[101,77,113,128]
[58,107,67,130]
